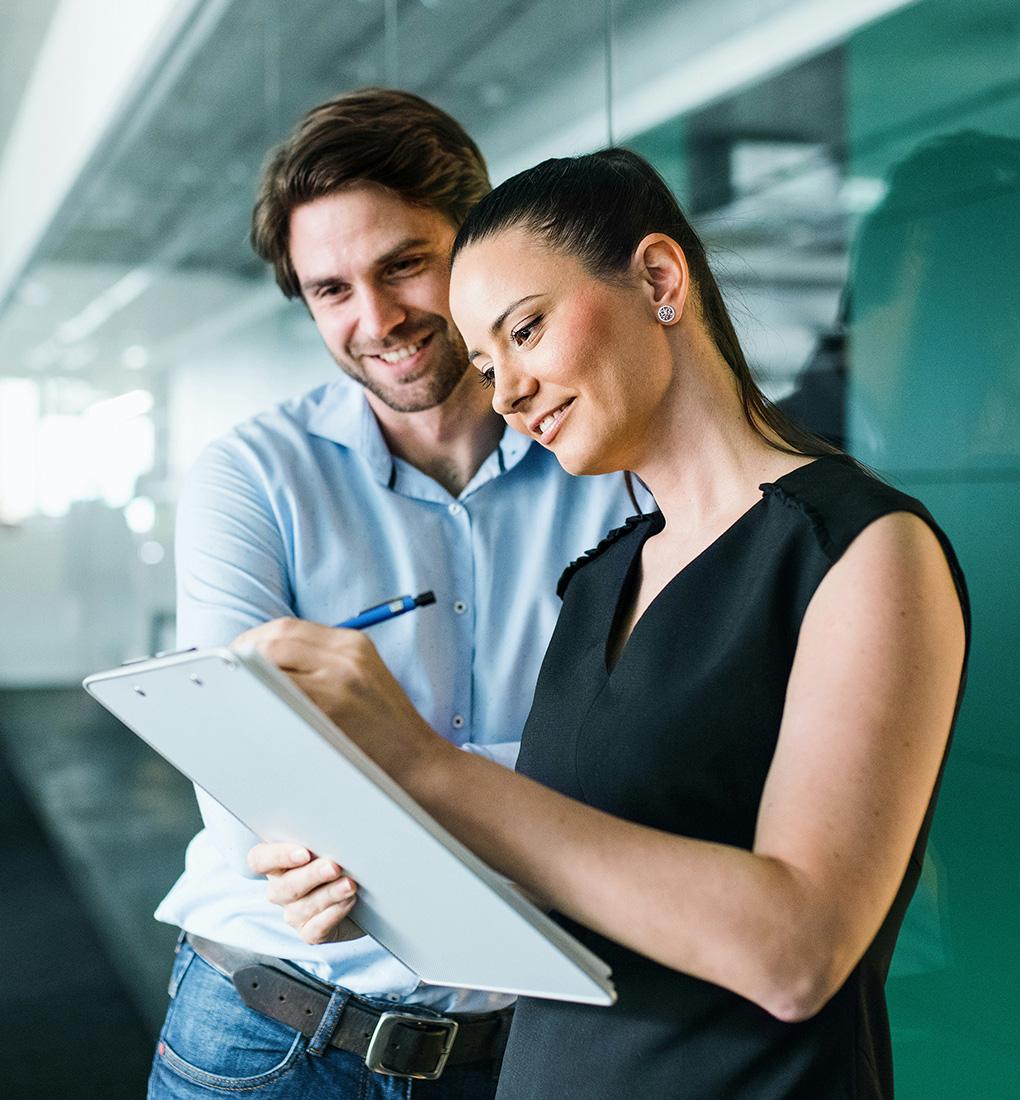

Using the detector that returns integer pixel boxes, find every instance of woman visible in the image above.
[245,149,968,1098]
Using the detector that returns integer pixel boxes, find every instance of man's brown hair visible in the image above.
[251,87,491,299]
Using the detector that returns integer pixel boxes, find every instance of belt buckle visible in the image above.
[364,1010,460,1080]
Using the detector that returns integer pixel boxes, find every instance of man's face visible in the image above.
[289,185,469,413]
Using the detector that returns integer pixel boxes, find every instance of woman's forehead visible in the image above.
[452,228,582,296]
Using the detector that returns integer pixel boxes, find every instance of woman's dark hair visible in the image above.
[451,147,841,497]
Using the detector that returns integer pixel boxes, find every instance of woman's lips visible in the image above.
[532,398,574,444]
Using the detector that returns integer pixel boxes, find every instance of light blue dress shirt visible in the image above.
[155,376,642,1013]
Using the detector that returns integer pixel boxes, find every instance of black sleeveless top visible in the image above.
[497,457,969,1100]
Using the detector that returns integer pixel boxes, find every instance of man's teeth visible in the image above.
[377,340,424,364]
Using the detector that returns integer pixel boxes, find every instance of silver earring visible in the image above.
[657,304,676,324]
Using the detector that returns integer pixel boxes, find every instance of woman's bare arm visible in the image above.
[244,512,965,1020]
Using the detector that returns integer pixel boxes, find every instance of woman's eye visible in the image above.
[478,366,496,390]
[511,315,542,347]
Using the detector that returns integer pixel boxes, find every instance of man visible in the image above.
[148,88,640,1099]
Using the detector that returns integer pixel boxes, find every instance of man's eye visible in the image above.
[389,257,425,276]
[478,366,496,390]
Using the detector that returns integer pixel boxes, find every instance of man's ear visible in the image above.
[632,233,690,324]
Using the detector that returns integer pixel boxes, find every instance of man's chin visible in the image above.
[336,353,469,414]
[357,369,467,414]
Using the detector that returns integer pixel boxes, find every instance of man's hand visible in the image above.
[247,842,364,944]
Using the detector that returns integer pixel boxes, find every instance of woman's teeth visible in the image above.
[539,403,570,434]
[378,339,424,364]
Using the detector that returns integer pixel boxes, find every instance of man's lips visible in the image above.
[361,332,434,367]
[529,398,574,442]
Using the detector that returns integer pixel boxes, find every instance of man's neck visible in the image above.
[366,375,506,497]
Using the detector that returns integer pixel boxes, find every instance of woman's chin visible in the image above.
[551,445,619,479]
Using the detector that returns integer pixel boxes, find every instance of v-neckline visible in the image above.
[602,458,825,675]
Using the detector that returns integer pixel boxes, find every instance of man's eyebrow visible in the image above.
[301,274,344,294]
[467,294,545,362]
[300,238,434,294]
[374,236,433,268]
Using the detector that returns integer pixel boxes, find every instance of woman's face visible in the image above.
[449,227,674,476]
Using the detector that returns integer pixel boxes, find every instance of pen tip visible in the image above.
[415,590,436,607]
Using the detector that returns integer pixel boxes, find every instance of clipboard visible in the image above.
[83,647,616,1006]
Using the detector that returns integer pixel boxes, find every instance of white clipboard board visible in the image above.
[83,647,616,1006]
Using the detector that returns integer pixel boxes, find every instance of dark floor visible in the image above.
[0,688,202,1098]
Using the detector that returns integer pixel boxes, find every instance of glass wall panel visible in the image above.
[846,2,1020,1095]
[402,0,611,181]
[624,1,1020,1093]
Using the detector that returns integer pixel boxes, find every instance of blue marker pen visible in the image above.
[334,591,436,630]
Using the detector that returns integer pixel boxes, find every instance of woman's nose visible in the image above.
[492,369,537,418]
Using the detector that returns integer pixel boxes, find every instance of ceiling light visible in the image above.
[139,540,165,565]
[84,389,154,421]
[124,495,157,534]
[122,345,150,370]
[56,266,155,344]
[839,177,888,214]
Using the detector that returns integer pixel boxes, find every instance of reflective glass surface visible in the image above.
[628,3,1019,1093]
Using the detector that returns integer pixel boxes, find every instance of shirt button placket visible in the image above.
[448,500,472,742]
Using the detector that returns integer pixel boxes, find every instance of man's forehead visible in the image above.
[289,189,454,275]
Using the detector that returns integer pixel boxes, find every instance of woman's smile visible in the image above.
[530,398,575,444]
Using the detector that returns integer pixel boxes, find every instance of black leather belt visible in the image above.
[186,933,511,1080]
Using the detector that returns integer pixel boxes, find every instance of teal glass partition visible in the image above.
[628,1,1019,1094]
[848,4,1020,1095]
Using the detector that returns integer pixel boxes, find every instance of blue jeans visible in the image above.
[148,941,503,1099]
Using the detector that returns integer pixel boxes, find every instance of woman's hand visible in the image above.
[247,842,364,944]
[234,618,461,945]
[231,617,443,782]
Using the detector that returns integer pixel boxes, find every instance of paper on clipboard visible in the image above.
[84,646,615,1006]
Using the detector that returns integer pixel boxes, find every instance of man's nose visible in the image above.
[357,285,406,342]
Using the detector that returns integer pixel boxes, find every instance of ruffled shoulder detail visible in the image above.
[556,513,659,599]
[758,479,839,561]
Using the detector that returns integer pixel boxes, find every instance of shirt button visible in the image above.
[452,714,465,730]
[453,600,468,615]
[447,502,463,516]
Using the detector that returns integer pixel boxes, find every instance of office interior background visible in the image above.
[0,0,1016,1095]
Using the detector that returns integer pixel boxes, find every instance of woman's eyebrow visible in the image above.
[489,294,544,338]
[467,294,546,362]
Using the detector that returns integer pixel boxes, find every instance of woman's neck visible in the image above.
[633,348,808,540]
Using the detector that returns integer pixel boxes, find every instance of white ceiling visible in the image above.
[0,0,61,153]
[0,0,1010,394]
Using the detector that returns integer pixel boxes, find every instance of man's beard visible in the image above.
[335,322,470,414]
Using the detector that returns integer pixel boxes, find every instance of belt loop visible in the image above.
[307,987,351,1057]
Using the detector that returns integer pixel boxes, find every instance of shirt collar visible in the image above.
[304,377,534,496]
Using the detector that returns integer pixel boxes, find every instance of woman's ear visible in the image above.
[632,233,690,325]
